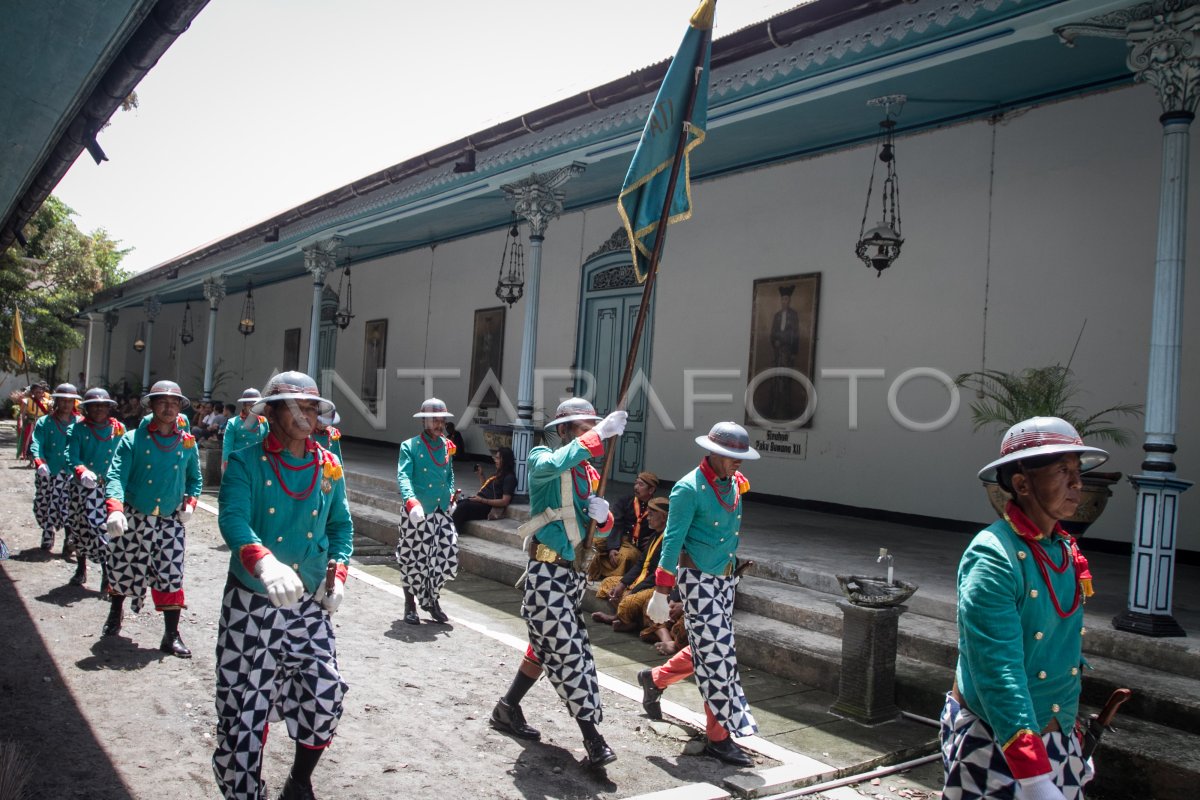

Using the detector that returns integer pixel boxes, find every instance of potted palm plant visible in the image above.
[955,365,1143,535]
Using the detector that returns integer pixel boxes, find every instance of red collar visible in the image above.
[263,432,316,455]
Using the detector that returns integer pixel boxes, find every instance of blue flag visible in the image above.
[618,0,713,284]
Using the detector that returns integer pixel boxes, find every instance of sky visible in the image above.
[54,0,806,275]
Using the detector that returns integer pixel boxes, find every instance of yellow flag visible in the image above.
[10,308,27,367]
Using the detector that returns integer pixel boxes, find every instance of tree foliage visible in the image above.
[0,196,131,376]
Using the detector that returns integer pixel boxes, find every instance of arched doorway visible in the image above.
[575,229,655,483]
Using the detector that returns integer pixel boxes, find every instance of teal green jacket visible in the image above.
[527,430,612,557]
[397,433,455,511]
[30,414,79,474]
[68,418,127,478]
[956,518,1085,758]
[105,417,202,515]
[222,413,268,464]
[219,438,353,594]
[658,459,747,578]
[313,426,342,461]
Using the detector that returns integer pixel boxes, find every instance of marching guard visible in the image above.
[313,410,342,461]
[103,380,202,658]
[642,421,760,766]
[489,398,627,768]
[221,387,269,471]
[30,382,82,554]
[213,371,353,800]
[394,398,458,625]
[941,417,1105,800]
[66,387,125,587]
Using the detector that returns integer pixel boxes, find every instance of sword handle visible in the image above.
[325,559,338,595]
[1094,688,1132,727]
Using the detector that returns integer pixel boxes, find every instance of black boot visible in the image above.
[428,597,449,624]
[490,699,541,741]
[69,554,87,586]
[403,590,420,625]
[583,735,617,768]
[704,737,753,767]
[277,774,316,800]
[637,668,663,719]
[102,596,124,636]
[160,609,192,658]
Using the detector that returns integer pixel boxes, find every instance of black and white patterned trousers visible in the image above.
[212,580,346,800]
[68,480,110,564]
[521,559,602,722]
[677,567,758,738]
[34,471,74,548]
[940,692,1093,800]
[393,509,458,610]
[106,509,185,613]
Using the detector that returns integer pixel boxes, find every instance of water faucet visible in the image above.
[877,547,894,585]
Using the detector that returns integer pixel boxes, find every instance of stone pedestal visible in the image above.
[202,444,222,488]
[830,600,905,724]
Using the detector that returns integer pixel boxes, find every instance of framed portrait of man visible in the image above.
[361,319,387,413]
[746,273,820,428]
[470,307,505,408]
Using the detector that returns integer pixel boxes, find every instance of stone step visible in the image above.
[347,513,1200,799]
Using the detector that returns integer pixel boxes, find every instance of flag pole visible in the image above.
[579,17,713,562]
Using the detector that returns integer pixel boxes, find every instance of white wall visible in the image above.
[72,83,1200,549]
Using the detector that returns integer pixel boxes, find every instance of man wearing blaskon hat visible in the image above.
[642,421,761,767]
[221,387,268,472]
[66,387,125,588]
[394,397,459,625]
[941,417,1107,800]
[30,383,83,554]
[102,380,202,658]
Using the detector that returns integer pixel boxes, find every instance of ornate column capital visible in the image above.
[1057,1,1200,116]
[302,236,344,283]
[103,309,119,331]
[502,162,586,237]
[202,274,226,307]
[143,295,162,322]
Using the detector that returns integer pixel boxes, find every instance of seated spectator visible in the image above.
[452,446,516,530]
[445,421,466,455]
[196,401,227,441]
[587,471,659,581]
[591,497,671,637]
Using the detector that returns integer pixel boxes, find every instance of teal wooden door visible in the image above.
[577,253,654,483]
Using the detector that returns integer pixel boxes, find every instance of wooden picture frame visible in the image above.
[470,307,505,408]
[746,273,820,428]
[361,319,387,414]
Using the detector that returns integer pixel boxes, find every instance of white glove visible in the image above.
[106,511,128,538]
[255,553,306,608]
[592,409,628,440]
[80,469,98,489]
[36,463,50,478]
[646,591,671,624]
[587,495,610,523]
[1017,775,1068,800]
[179,504,194,523]
[322,579,345,614]
[408,503,426,524]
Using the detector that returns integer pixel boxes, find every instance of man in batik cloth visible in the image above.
[18,381,51,462]
[66,387,126,587]
[221,387,268,472]
[941,417,1106,800]
[587,470,658,581]
[394,397,458,625]
[643,421,760,767]
[30,383,83,554]
[488,398,627,769]
[592,496,669,633]
[213,370,353,800]
[103,379,202,658]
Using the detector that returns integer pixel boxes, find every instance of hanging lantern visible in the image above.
[132,321,146,353]
[180,300,194,345]
[335,262,354,330]
[238,282,256,336]
[495,215,525,307]
[854,95,906,276]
